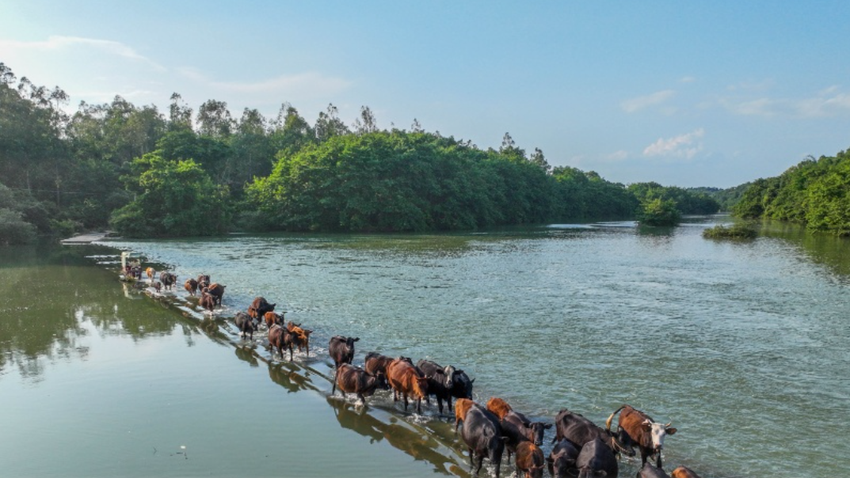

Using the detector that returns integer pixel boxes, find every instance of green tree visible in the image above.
[637,198,681,226]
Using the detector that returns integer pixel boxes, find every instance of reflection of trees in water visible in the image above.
[327,398,469,477]
[760,221,850,280]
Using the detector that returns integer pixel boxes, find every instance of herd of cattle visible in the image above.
[141,267,705,478]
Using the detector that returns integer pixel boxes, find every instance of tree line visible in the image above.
[0,63,719,243]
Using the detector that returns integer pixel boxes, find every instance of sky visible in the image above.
[2,1,849,188]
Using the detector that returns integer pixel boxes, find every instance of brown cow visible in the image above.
[197,274,210,290]
[248,296,276,322]
[204,283,226,306]
[145,267,155,282]
[515,441,545,478]
[606,404,677,468]
[234,311,256,340]
[268,323,296,361]
[387,358,429,414]
[286,321,312,357]
[486,397,513,420]
[454,398,477,433]
[671,466,702,478]
[184,278,198,296]
[263,311,284,328]
[365,352,411,376]
[198,291,216,313]
[332,363,388,404]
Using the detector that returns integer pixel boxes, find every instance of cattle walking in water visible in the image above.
[386,358,429,414]
[197,274,210,291]
[329,336,359,369]
[248,296,275,322]
[460,406,505,477]
[606,404,677,468]
[575,437,619,478]
[159,271,177,291]
[546,438,580,478]
[285,321,312,357]
[234,311,256,340]
[639,463,672,478]
[454,398,478,434]
[145,267,155,282]
[204,283,226,306]
[199,291,216,313]
[268,324,296,361]
[184,278,198,296]
[365,352,411,377]
[514,441,545,478]
[553,409,634,458]
[332,363,388,405]
[263,311,284,328]
[671,466,702,478]
[486,397,513,420]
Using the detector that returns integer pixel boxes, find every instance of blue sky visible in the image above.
[2,1,849,188]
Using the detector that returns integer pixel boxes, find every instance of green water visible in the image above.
[1,217,849,477]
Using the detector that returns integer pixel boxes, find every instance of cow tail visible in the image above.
[605,405,627,431]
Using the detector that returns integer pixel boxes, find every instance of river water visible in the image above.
[1,217,848,477]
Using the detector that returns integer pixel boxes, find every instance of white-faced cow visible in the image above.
[606,404,677,468]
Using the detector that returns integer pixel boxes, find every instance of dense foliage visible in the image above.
[0,63,724,239]
[702,223,757,240]
[733,150,850,235]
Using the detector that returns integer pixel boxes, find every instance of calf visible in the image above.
[486,397,513,420]
[639,463,672,478]
[386,358,429,414]
[554,408,634,457]
[204,283,226,306]
[606,404,677,468]
[159,271,177,291]
[332,363,388,405]
[286,321,312,357]
[184,278,198,296]
[460,406,505,477]
[329,336,360,369]
[268,323,296,361]
[248,296,276,321]
[234,311,256,340]
[198,291,216,313]
[576,437,618,478]
[671,466,702,478]
[515,441,545,478]
[546,438,580,478]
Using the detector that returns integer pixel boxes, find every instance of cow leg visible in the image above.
[403,393,409,411]
[656,452,663,469]
[474,453,484,476]
[437,397,443,415]
[416,397,422,414]
[468,448,475,470]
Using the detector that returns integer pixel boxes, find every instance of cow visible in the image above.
[486,397,513,420]
[365,352,411,376]
[460,406,505,477]
[639,463,672,478]
[248,296,276,322]
[671,466,702,478]
[286,321,312,357]
[204,283,226,306]
[234,311,256,340]
[503,410,551,447]
[444,365,475,402]
[263,311,284,328]
[553,408,634,458]
[145,267,155,282]
[198,291,216,313]
[268,323,296,361]
[416,360,454,414]
[606,404,677,468]
[386,358,429,414]
[546,438,580,478]
[332,363,388,405]
[329,336,359,369]
[159,271,177,291]
[184,278,198,296]
[515,441,545,478]
[454,398,478,434]
[576,437,618,478]
[197,274,211,291]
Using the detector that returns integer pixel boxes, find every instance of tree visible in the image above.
[196,100,234,138]
[637,198,681,226]
[352,106,378,135]
[314,103,349,142]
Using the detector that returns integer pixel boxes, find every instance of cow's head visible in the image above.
[642,419,676,453]
[526,421,553,446]
[604,427,636,457]
[442,365,456,388]
[346,337,360,348]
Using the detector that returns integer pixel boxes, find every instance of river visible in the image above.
[1,216,848,477]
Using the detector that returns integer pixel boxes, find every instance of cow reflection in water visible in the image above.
[328,398,456,476]
[234,346,259,367]
[267,362,314,394]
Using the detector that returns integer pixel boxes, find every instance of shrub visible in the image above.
[702,223,757,240]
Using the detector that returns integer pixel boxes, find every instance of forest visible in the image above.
[0,63,720,243]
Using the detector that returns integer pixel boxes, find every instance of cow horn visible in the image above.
[665,421,672,428]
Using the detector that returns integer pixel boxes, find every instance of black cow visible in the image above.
[460,406,505,477]
[159,271,177,291]
[416,360,454,414]
[553,409,634,457]
[234,311,256,340]
[503,410,551,446]
[248,296,276,322]
[576,437,618,478]
[444,364,474,402]
[639,463,672,478]
[329,336,359,369]
[547,438,580,478]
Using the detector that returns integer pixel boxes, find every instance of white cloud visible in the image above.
[722,89,850,118]
[177,67,351,99]
[604,150,629,162]
[643,128,704,160]
[680,76,696,83]
[0,35,166,71]
[621,90,676,113]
